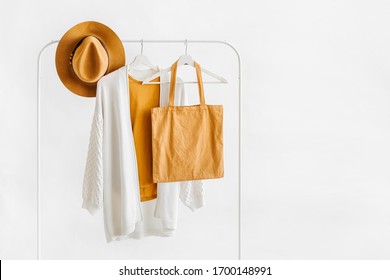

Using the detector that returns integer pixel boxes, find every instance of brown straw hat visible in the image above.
[55,21,125,97]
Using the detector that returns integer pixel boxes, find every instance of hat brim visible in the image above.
[55,21,125,98]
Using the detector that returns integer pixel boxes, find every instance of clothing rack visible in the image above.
[37,39,242,260]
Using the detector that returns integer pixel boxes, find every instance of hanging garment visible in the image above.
[82,66,205,242]
[127,68,204,238]
[151,61,224,182]
[128,71,159,202]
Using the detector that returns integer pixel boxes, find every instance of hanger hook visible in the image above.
[185,39,188,55]
[141,39,144,55]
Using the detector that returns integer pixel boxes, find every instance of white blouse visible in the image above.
[82,66,205,242]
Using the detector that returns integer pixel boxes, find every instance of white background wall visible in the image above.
[1,0,390,260]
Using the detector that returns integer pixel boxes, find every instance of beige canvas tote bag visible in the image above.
[151,60,224,182]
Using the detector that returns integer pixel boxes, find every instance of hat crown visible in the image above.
[72,36,109,83]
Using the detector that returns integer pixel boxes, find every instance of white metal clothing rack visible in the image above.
[37,39,242,260]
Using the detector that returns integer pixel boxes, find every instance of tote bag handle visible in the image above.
[168,61,206,107]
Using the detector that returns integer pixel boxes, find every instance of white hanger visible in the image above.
[142,40,227,84]
[127,40,158,71]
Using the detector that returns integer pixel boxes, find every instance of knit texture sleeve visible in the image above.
[176,80,206,211]
[180,180,205,211]
[82,83,104,215]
